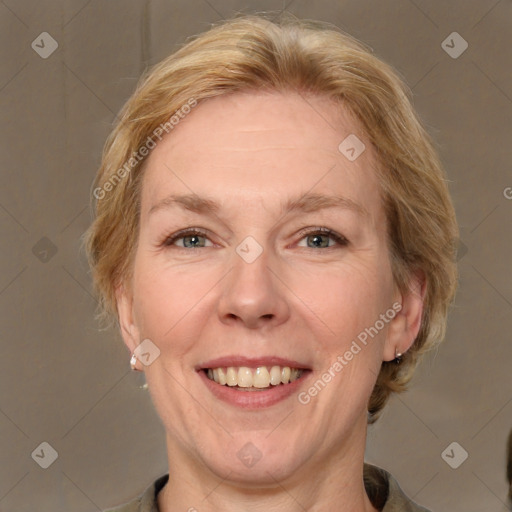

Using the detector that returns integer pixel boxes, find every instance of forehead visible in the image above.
[139,90,383,223]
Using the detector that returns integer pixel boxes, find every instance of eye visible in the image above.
[161,228,213,249]
[160,227,349,251]
[296,227,349,249]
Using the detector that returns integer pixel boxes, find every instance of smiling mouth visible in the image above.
[203,366,307,391]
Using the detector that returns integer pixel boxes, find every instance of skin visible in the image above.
[116,90,425,512]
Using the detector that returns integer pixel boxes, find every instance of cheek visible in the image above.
[131,257,216,350]
[300,263,392,417]
[298,259,391,344]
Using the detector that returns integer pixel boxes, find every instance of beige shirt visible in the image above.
[105,463,431,512]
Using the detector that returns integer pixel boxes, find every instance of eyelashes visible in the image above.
[296,226,348,249]
[161,228,211,249]
[160,226,349,251]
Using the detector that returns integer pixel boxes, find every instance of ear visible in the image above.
[115,282,141,362]
[383,270,426,362]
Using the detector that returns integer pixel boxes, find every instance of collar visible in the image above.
[109,462,431,512]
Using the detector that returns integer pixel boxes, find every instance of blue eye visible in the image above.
[297,228,348,249]
[163,229,212,249]
[161,227,349,251]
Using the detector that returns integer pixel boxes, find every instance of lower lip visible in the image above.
[198,370,310,409]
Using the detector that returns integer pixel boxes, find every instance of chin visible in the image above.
[194,429,316,486]
[205,448,306,487]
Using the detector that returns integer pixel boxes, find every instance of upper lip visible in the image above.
[197,356,311,370]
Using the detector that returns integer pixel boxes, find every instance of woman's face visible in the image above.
[117,90,418,484]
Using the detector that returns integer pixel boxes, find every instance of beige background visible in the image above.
[0,1,511,511]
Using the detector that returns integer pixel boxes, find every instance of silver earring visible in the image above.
[394,348,402,364]
[130,353,139,371]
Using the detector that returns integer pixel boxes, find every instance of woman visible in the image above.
[84,13,458,512]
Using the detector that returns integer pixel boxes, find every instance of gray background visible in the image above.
[1,1,511,511]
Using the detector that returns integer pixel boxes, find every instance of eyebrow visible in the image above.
[148,192,369,218]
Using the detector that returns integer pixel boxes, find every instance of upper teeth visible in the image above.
[206,366,303,388]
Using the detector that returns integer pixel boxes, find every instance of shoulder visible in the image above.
[103,474,169,512]
[363,463,432,512]
[103,499,141,512]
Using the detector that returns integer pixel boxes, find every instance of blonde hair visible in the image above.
[83,13,458,423]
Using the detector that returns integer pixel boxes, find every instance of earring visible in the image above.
[394,348,402,365]
[130,353,140,371]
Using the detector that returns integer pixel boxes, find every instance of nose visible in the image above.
[216,245,290,330]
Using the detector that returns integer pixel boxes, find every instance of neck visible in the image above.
[157,418,378,512]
